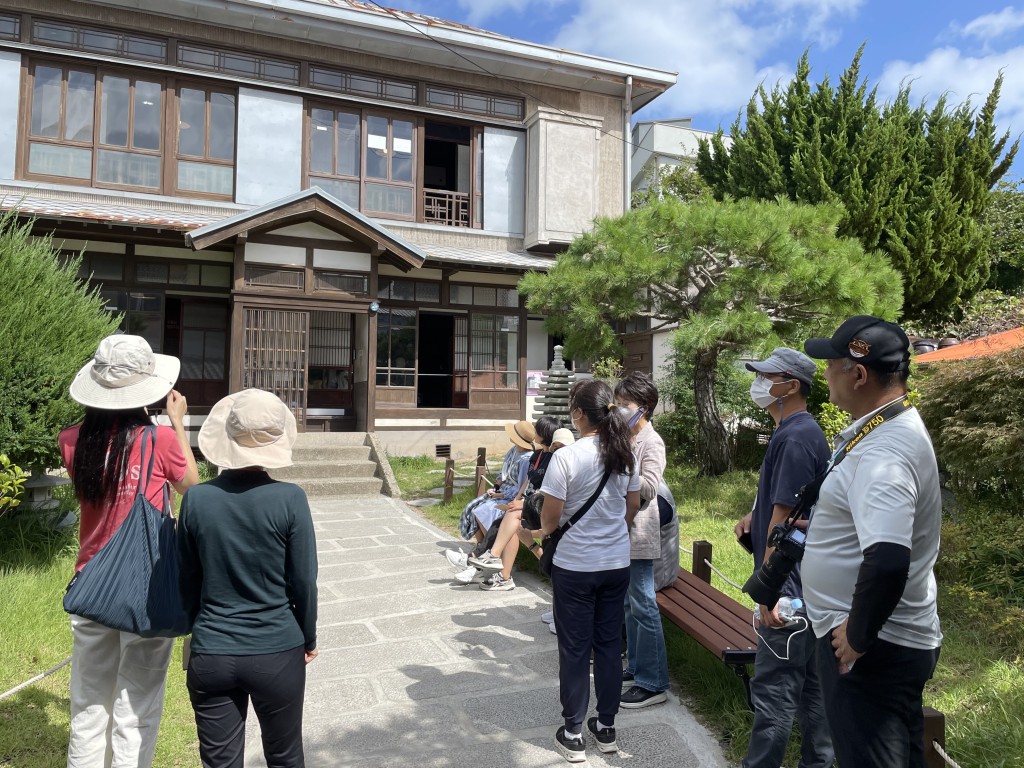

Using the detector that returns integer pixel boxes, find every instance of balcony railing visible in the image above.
[424,188,470,227]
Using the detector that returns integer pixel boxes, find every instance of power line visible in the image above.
[361,0,638,150]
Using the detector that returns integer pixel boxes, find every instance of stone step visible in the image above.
[271,460,378,480]
[288,476,385,497]
[290,445,372,462]
[292,432,369,447]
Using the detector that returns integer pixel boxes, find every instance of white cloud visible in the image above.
[878,46,1024,142]
[451,0,568,26]
[955,6,1024,44]
[549,0,859,120]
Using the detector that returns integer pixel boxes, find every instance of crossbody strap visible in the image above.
[556,469,612,535]
[135,425,170,514]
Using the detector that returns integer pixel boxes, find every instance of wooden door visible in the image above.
[242,308,309,428]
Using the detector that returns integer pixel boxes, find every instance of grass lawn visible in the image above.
[0,510,199,766]
[393,455,1024,768]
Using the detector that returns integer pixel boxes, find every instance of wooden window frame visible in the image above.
[173,83,237,200]
[468,311,520,391]
[20,59,237,201]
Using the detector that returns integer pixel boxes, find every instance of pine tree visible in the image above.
[696,48,1018,318]
[519,196,901,475]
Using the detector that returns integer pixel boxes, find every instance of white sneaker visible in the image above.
[548,621,557,635]
[453,565,479,584]
[480,573,515,591]
[541,610,554,624]
[445,549,469,569]
[468,551,503,571]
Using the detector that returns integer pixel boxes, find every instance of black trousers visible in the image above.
[816,632,940,768]
[551,564,630,732]
[187,646,307,768]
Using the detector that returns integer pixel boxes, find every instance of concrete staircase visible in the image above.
[269,432,399,498]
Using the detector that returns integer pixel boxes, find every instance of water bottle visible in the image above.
[777,597,804,623]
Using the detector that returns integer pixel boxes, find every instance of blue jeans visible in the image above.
[623,559,669,692]
[742,620,833,768]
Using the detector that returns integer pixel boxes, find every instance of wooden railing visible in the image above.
[424,188,470,227]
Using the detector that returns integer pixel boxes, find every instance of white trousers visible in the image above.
[66,615,174,768]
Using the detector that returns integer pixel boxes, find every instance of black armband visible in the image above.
[845,541,911,653]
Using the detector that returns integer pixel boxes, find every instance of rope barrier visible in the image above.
[704,559,745,592]
[0,656,71,701]
[679,546,693,555]
[932,740,962,768]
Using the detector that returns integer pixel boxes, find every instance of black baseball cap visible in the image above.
[804,315,911,372]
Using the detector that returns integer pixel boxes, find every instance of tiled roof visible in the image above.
[0,185,242,230]
[0,185,556,271]
[915,327,1024,364]
[300,0,509,40]
[423,245,554,271]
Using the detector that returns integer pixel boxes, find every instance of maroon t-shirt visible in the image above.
[59,424,187,572]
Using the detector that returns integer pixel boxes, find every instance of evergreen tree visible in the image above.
[696,48,1018,318]
[0,212,120,469]
[519,196,901,475]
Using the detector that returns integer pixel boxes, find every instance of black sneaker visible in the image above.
[586,717,617,753]
[554,726,586,763]
[621,670,635,686]
[620,685,668,709]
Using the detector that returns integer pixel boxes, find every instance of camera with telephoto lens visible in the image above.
[742,522,807,609]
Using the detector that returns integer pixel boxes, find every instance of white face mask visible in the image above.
[749,376,794,409]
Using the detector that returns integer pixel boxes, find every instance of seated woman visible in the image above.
[446,417,559,582]
[456,420,537,543]
[470,427,575,592]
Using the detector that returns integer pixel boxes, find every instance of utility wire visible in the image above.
[361,0,641,150]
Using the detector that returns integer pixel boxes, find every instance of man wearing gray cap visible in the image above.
[802,316,941,767]
[735,347,834,768]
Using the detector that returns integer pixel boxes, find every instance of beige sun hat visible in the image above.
[199,389,297,470]
[551,428,575,447]
[69,334,180,410]
[504,420,537,450]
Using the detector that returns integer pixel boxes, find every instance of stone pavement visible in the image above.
[245,495,733,768]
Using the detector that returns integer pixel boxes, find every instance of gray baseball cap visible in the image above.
[745,347,817,387]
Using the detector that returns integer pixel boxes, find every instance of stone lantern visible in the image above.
[531,346,577,434]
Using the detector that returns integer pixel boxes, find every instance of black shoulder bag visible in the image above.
[539,469,611,577]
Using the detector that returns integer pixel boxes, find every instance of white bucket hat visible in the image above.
[199,389,297,470]
[69,334,180,410]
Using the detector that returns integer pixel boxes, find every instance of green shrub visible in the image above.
[0,454,28,517]
[917,348,1024,503]
[0,211,120,470]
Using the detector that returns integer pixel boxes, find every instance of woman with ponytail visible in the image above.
[531,378,640,762]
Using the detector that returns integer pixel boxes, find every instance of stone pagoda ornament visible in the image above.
[532,346,577,434]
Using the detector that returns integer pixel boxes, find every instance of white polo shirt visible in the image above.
[540,436,638,572]
[802,400,943,650]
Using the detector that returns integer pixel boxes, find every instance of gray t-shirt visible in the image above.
[802,402,943,650]
[540,436,639,572]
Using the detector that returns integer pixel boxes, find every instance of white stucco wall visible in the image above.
[0,51,21,181]
[235,88,304,205]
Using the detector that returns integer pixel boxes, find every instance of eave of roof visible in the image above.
[87,0,677,110]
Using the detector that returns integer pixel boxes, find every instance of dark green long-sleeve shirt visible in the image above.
[177,470,318,654]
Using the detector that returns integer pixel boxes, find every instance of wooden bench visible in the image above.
[657,542,949,767]
[656,540,758,707]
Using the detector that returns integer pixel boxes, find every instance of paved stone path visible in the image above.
[245,495,732,767]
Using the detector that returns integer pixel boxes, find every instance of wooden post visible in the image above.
[922,707,946,768]
[443,459,455,503]
[693,540,713,584]
[475,447,488,495]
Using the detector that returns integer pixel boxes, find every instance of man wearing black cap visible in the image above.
[735,348,833,768]
[803,316,942,767]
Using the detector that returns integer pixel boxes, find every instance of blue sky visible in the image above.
[410,0,1024,175]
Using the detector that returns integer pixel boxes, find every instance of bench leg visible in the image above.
[731,664,753,712]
